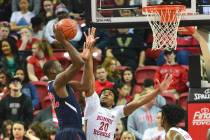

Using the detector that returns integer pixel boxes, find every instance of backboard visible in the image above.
[85,0,210,28]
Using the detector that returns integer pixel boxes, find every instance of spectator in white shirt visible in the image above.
[44,3,82,48]
[142,112,165,140]
[10,0,35,31]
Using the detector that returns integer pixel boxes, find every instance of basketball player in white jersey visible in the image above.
[82,28,173,140]
[161,104,192,140]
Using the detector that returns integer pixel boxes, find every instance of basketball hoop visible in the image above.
[142,5,186,50]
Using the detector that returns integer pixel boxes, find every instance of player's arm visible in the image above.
[123,74,173,116]
[192,30,210,62]
[53,25,84,97]
[186,27,210,80]
[69,27,98,93]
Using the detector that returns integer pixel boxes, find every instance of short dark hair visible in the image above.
[161,104,186,127]
[43,60,56,76]
[100,88,118,105]
[31,16,43,27]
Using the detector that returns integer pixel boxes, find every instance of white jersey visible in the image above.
[84,92,125,140]
[168,127,192,140]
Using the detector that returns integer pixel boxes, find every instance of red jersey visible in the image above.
[154,64,188,93]
[27,55,57,80]
[16,38,39,50]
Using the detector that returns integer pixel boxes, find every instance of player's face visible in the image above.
[100,90,115,108]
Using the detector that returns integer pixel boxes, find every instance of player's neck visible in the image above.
[101,102,112,109]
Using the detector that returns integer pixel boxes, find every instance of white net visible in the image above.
[143,5,185,50]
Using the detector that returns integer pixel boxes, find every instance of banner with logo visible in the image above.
[188,103,210,140]
[189,88,210,103]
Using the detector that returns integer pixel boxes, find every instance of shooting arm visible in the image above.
[54,40,84,90]
[123,88,160,116]
[70,28,97,94]
[193,31,210,60]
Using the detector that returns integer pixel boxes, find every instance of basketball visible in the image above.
[56,18,77,40]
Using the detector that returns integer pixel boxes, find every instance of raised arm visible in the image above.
[53,25,84,97]
[70,27,98,93]
[186,27,210,80]
[123,74,172,116]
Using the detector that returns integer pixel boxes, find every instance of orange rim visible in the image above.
[142,5,186,23]
[142,5,186,13]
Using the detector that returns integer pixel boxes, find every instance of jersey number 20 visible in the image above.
[99,122,109,131]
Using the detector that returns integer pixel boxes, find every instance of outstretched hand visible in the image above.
[156,74,173,92]
[81,27,99,61]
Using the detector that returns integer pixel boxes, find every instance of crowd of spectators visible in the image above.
[0,0,204,140]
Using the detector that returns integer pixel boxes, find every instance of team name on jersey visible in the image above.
[93,128,111,138]
[92,115,114,138]
[96,115,113,125]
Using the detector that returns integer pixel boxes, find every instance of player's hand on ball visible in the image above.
[53,24,66,43]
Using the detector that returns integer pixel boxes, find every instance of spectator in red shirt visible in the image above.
[16,27,39,51]
[95,65,114,94]
[154,49,188,99]
[27,40,56,81]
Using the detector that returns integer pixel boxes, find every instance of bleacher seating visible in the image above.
[161,93,177,104]
[31,81,49,109]
[135,66,159,85]
[53,51,71,69]
[132,84,143,96]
